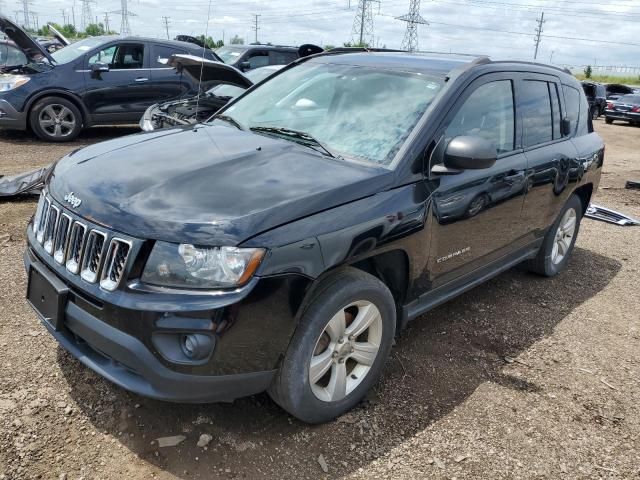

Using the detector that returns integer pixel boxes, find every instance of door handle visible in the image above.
[504,173,524,183]
[135,77,149,82]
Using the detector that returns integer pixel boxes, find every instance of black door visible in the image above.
[517,74,580,244]
[427,74,529,288]
[82,42,154,122]
[148,44,193,103]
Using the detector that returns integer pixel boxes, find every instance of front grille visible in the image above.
[80,230,107,283]
[100,239,132,292]
[31,192,135,293]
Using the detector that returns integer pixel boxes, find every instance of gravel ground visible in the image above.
[0,121,639,480]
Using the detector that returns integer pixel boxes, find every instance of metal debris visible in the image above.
[585,204,640,226]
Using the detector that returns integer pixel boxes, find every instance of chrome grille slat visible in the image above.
[100,239,132,292]
[53,213,72,264]
[80,230,107,283]
[65,222,87,274]
[43,205,59,254]
[36,197,51,244]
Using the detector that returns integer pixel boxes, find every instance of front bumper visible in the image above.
[0,98,27,130]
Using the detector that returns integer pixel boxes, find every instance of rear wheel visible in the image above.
[605,117,614,125]
[526,195,583,277]
[29,96,83,142]
[268,268,396,423]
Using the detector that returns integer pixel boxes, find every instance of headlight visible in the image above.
[141,242,265,289]
[140,105,156,131]
[0,75,30,92]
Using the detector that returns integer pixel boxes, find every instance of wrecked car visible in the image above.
[0,15,220,142]
[24,52,603,423]
[140,60,282,131]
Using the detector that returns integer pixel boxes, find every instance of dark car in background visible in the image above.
[215,43,322,71]
[24,51,603,423]
[605,94,640,126]
[0,39,27,70]
[141,62,282,131]
[0,16,220,141]
[581,81,606,119]
[605,83,635,101]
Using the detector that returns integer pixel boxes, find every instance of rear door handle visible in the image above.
[135,77,148,82]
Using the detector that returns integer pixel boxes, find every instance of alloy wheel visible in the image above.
[39,104,77,138]
[551,207,577,265]
[309,300,383,402]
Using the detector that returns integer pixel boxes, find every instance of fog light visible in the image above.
[181,333,214,360]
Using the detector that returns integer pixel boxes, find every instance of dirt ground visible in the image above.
[0,121,639,480]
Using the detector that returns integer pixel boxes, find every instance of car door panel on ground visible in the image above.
[517,74,580,242]
[427,74,529,289]
[148,44,192,103]
[82,42,154,122]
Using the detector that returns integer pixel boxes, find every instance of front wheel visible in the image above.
[268,268,396,423]
[526,194,583,277]
[29,96,83,142]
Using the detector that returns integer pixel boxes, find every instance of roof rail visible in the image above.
[490,60,573,76]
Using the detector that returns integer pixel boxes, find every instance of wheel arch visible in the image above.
[25,89,90,128]
[573,182,593,215]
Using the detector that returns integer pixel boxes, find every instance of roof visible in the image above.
[220,44,298,51]
[80,35,210,52]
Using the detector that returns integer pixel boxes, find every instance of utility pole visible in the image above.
[14,10,21,24]
[162,16,170,40]
[396,0,428,52]
[30,11,38,30]
[350,0,379,46]
[533,11,544,60]
[251,14,261,43]
[72,3,76,29]
[103,12,110,32]
[61,9,68,25]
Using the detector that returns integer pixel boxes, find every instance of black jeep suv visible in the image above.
[24,51,603,423]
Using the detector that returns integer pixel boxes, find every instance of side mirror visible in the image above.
[439,136,497,172]
[90,62,109,76]
[561,118,572,136]
[238,61,251,72]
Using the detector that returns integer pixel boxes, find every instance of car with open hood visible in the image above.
[140,58,282,131]
[0,15,220,142]
[24,51,603,423]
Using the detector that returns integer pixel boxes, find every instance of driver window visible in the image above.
[88,44,144,69]
[247,52,269,69]
[445,80,515,154]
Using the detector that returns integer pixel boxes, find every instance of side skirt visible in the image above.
[399,240,542,330]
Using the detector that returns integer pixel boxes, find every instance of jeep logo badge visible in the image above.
[64,192,82,209]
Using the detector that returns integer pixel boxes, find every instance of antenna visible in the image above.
[195,0,213,119]
[396,0,428,52]
[350,0,379,46]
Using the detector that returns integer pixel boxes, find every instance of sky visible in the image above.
[2,0,640,69]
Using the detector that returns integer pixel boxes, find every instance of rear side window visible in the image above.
[151,45,186,67]
[247,51,269,69]
[445,80,515,154]
[269,50,297,65]
[521,80,553,147]
[549,83,561,140]
[562,85,581,136]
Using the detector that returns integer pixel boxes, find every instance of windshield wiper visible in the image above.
[250,126,340,159]
[211,114,245,130]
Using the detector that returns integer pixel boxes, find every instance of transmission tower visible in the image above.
[350,0,379,46]
[396,0,428,52]
[533,11,544,60]
[111,0,135,36]
[21,0,32,29]
[81,0,95,30]
[103,12,110,32]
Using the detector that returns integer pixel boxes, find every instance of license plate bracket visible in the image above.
[27,262,69,331]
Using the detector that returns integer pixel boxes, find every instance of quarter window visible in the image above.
[247,52,269,69]
[562,85,580,136]
[522,80,553,147]
[549,83,561,140]
[446,80,515,154]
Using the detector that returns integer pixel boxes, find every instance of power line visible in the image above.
[351,0,380,46]
[396,0,428,52]
[162,16,170,39]
[533,10,544,59]
[251,13,260,43]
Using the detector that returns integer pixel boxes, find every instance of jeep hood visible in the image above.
[168,54,253,89]
[0,15,55,64]
[47,125,392,245]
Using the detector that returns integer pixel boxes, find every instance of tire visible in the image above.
[466,193,489,217]
[605,118,613,125]
[526,195,583,277]
[29,96,83,142]
[268,267,396,423]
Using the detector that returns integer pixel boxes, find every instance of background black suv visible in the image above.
[215,43,322,71]
[25,52,603,423]
[582,81,607,119]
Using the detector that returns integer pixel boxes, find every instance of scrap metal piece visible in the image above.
[585,203,640,226]
[0,164,53,198]
[625,180,640,190]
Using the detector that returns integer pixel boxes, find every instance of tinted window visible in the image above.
[247,51,269,69]
[446,80,515,154]
[562,85,580,136]
[151,45,186,67]
[269,50,297,65]
[549,83,561,140]
[89,44,144,69]
[215,46,245,64]
[522,80,553,147]
[0,43,27,66]
[619,95,640,103]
